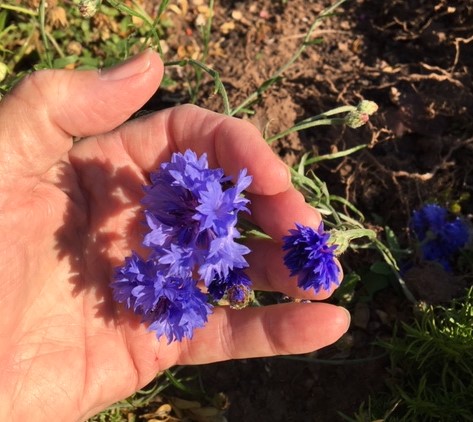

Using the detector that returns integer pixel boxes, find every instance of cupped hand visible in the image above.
[0,50,350,421]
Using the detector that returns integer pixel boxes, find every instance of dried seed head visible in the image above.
[79,0,99,18]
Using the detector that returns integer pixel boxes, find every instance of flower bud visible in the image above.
[227,284,254,310]
[79,0,100,18]
[356,100,378,115]
[345,111,369,128]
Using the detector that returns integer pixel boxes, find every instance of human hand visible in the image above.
[0,50,350,421]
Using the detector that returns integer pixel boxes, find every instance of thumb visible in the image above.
[0,49,163,179]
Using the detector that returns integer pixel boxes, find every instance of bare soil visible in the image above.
[140,0,473,420]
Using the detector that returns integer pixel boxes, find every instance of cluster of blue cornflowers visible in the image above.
[112,149,341,343]
[411,203,470,271]
[112,150,253,343]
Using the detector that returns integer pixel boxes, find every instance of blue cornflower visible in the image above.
[113,253,212,343]
[142,150,252,284]
[411,204,469,271]
[282,223,340,293]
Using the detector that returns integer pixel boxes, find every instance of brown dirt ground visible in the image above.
[137,0,473,420]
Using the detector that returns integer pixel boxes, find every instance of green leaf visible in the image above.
[332,271,361,303]
[304,37,324,46]
[52,55,78,69]
[0,10,7,32]
[258,76,283,93]
[370,261,394,275]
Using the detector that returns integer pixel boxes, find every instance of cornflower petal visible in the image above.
[142,276,212,343]
[199,229,251,285]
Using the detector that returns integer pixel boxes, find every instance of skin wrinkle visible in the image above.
[24,72,73,155]
[8,329,45,419]
[217,310,236,362]
[260,308,282,357]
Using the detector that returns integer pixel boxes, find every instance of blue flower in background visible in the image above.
[411,204,469,271]
[112,150,253,342]
[282,223,340,293]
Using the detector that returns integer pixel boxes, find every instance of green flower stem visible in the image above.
[38,0,51,68]
[229,0,347,117]
[190,0,214,104]
[106,0,162,55]
[46,31,65,59]
[329,228,416,304]
[304,104,356,118]
[202,0,214,61]
[0,4,37,15]
[305,144,368,165]
[266,105,357,144]
[165,59,231,115]
[373,239,416,304]
[329,228,376,254]
[267,117,346,144]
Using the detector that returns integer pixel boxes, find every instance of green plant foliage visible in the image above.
[352,287,473,421]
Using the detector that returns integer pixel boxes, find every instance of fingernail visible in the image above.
[100,49,153,81]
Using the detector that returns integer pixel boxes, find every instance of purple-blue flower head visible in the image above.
[142,150,252,283]
[282,223,340,294]
[411,204,469,271]
[113,253,212,343]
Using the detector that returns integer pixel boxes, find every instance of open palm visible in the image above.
[0,50,349,421]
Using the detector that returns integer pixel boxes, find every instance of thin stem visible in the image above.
[46,31,65,59]
[107,0,162,55]
[202,0,214,61]
[267,117,346,143]
[0,4,37,15]
[190,0,215,104]
[38,0,52,68]
[266,105,356,143]
[165,59,231,115]
[305,144,368,165]
[373,239,417,304]
[230,0,347,116]
[300,105,356,121]
[142,0,170,55]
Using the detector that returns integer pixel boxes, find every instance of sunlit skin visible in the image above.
[0,50,350,421]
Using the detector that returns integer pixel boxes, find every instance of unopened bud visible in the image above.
[356,100,378,115]
[79,0,100,18]
[227,284,254,310]
[345,111,369,128]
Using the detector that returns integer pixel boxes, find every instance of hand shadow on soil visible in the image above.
[53,156,156,326]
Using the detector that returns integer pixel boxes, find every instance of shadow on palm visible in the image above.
[53,157,150,323]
